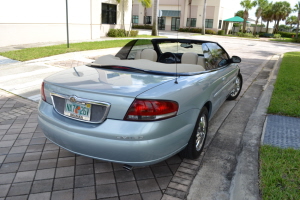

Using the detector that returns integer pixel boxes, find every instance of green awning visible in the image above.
[224,16,245,22]
[161,10,180,17]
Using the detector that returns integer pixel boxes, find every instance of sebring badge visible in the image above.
[69,96,77,103]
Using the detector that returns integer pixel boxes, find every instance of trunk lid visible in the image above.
[45,65,175,97]
[43,66,176,120]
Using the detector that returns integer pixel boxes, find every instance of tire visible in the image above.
[227,73,243,100]
[180,107,208,159]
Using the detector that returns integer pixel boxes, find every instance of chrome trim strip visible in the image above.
[50,92,111,124]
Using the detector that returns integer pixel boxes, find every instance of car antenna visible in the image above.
[174,0,179,84]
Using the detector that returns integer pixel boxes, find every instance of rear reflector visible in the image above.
[41,82,46,101]
[124,99,178,121]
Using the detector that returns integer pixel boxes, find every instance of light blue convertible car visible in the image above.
[38,39,242,167]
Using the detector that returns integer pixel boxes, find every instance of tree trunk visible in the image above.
[202,0,207,35]
[242,10,248,33]
[273,20,280,34]
[296,21,300,38]
[152,0,159,36]
[254,20,258,34]
[144,7,147,25]
[296,11,300,38]
[266,21,269,33]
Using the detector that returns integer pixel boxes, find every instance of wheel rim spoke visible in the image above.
[195,115,206,151]
[231,77,240,97]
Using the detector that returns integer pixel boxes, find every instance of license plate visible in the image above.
[64,100,91,121]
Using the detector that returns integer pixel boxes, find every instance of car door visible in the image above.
[202,43,238,112]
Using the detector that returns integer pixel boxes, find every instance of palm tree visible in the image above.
[240,0,258,33]
[235,10,244,18]
[141,0,152,25]
[272,1,292,34]
[261,1,273,33]
[253,0,268,34]
[152,0,159,36]
[294,1,300,38]
[286,16,298,31]
[201,0,207,35]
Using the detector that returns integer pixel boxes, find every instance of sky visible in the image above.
[229,0,299,25]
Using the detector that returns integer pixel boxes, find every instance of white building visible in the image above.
[132,0,234,32]
[0,0,132,47]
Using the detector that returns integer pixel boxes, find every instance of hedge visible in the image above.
[277,31,296,38]
[178,28,216,34]
[107,29,139,37]
[132,25,152,29]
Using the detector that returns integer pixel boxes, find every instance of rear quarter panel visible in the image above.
[137,64,240,120]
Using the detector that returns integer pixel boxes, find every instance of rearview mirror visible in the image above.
[231,56,241,63]
[180,43,193,48]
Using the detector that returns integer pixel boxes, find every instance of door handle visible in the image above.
[222,77,226,81]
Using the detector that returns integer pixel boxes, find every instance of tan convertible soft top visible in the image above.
[93,55,205,73]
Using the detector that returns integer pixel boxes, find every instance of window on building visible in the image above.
[205,19,213,28]
[186,18,196,27]
[132,15,139,24]
[102,3,116,24]
[144,16,152,24]
[219,20,222,29]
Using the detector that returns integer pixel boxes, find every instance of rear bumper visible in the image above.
[38,100,199,166]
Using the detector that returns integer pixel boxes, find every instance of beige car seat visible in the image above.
[181,52,198,65]
[135,49,157,62]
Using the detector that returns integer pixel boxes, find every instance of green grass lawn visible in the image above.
[260,52,300,200]
[260,145,300,200]
[267,52,300,117]
[0,35,164,61]
[270,38,295,42]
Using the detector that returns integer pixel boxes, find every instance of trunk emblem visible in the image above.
[70,96,77,102]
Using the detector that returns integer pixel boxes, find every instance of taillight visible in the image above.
[41,82,46,101]
[124,99,178,121]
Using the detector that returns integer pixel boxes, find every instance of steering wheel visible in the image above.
[158,52,177,64]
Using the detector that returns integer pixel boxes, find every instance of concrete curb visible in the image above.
[229,54,283,200]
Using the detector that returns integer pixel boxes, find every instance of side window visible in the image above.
[202,43,229,69]
[127,40,154,59]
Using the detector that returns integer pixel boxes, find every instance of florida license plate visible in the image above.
[64,100,91,121]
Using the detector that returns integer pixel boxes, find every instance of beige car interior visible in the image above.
[94,49,206,73]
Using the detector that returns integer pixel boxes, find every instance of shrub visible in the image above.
[108,29,139,37]
[277,31,295,38]
[178,28,202,33]
[178,28,215,34]
[243,33,254,37]
[107,29,126,37]
[205,29,216,35]
[292,37,300,43]
[273,34,281,38]
[237,32,244,37]
[132,25,152,29]
[237,32,254,37]
[218,30,225,35]
[129,30,139,37]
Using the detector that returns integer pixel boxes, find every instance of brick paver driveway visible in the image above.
[0,36,299,200]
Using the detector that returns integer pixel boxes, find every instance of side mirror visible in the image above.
[231,56,241,63]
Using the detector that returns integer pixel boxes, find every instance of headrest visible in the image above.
[135,49,157,62]
[181,52,198,65]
